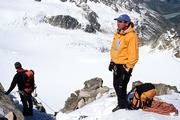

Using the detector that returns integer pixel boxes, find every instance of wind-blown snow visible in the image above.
[0,0,180,119]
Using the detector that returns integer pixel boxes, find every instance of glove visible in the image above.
[4,91,9,95]
[108,61,115,71]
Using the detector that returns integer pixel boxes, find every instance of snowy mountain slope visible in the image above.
[57,90,180,120]
[0,0,180,119]
[58,0,173,44]
[144,0,180,15]
[0,0,113,114]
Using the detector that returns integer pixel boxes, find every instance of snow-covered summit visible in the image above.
[57,89,180,120]
[0,0,180,120]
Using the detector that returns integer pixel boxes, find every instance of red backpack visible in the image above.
[22,70,35,94]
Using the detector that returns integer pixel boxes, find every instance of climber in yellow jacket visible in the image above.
[109,14,139,112]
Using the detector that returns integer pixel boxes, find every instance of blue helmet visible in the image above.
[114,14,131,23]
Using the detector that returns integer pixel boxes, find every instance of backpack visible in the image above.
[22,70,35,94]
[129,83,156,109]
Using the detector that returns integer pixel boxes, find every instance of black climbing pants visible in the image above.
[113,64,132,108]
[20,93,33,115]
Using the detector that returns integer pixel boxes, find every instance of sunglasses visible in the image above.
[117,21,128,23]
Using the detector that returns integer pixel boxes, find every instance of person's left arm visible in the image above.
[126,33,139,69]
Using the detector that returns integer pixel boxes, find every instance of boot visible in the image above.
[112,105,125,112]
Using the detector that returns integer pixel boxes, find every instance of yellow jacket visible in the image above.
[110,25,139,68]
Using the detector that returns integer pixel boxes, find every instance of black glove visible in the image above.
[4,91,9,95]
[108,61,115,71]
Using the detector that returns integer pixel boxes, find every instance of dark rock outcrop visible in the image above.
[49,0,179,53]
[85,0,172,44]
[131,81,179,96]
[61,77,109,113]
[151,28,180,56]
[175,50,180,58]
[153,83,178,96]
[70,0,88,5]
[35,0,41,2]
[48,15,81,29]
[66,2,101,33]
[86,11,100,31]
[60,0,68,2]
[170,15,180,35]
[84,24,96,33]
[0,83,24,120]
[81,4,101,33]
[144,0,180,15]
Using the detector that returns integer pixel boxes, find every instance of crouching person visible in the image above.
[127,82,178,116]
[127,82,156,110]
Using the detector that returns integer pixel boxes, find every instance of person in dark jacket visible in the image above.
[5,62,34,116]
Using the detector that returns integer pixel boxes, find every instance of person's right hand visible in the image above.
[108,61,115,71]
[4,91,9,95]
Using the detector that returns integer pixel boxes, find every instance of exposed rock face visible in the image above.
[132,81,179,96]
[59,0,172,44]
[85,11,100,31]
[80,3,101,33]
[144,0,180,15]
[151,28,180,57]
[60,0,68,2]
[84,24,96,33]
[170,15,180,35]
[51,0,179,56]
[48,15,81,29]
[131,80,143,89]
[61,77,109,113]
[175,50,180,58]
[70,0,88,5]
[59,1,101,33]
[153,83,178,96]
[0,83,24,120]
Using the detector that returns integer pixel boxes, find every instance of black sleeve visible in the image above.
[32,77,35,90]
[6,74,19,94]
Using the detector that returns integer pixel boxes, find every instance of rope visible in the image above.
[36,96,61,116]
[33,89,61,116]
[6,90,60,116]
[35,95,56,113]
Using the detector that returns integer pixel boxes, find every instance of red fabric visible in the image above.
[143,100,178,116]
[24,88,33,93]
[16,68,27,73]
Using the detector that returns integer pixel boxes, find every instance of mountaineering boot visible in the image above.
[112,103,131,112]
[112,105,124,112]
[126,103,134,110]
